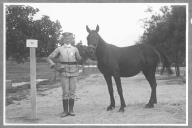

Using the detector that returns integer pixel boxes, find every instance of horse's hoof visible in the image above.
[107,105,115,111]
[145,103,154,108]
[118,107,125,112]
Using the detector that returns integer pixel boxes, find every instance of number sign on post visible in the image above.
[26,39,38,119]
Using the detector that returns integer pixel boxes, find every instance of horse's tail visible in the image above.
[154,47,173,74]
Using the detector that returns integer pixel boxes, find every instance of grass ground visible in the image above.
[6,61,53,83]
[6,61,99,105]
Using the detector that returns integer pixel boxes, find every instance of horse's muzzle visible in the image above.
[87,45,97,60]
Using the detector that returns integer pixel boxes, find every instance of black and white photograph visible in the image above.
[2,2,189,126]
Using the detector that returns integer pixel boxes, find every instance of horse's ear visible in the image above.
[96,25,99,32]
[86,25,91,33]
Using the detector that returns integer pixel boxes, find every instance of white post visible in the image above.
[26,39,38,119]
[30,47,37,119]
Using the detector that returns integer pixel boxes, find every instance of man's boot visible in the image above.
[61,99,69,117]
[69,99,75,116]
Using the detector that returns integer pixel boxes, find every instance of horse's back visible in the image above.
[114,44,159,77]
[99,43,159,77]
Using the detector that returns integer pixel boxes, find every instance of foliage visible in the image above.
[6,5,38,63]
[33,16,62,57]
[6,5,62,63]
[140,5,186,76]
[75,41,89,64]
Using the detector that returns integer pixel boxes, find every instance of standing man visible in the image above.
[47,32,82,117]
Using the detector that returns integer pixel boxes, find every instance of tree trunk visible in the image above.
[175,52,180,77]
[175,64,180,77]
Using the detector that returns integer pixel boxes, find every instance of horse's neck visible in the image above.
[95,36,107,61]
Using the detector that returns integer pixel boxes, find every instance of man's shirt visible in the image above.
[48,44,81,76]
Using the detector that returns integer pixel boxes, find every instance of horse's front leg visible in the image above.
[104,75,115,111]
[114,75,126,112]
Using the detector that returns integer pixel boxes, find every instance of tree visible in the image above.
[6,5,62,63]
[6,5,39,63]
[140,5,186,76]
[32,16,62,57]
[75,40,89,64]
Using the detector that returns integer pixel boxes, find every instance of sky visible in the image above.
[9,3,179,47]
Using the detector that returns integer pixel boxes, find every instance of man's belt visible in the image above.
[60,62,77,65]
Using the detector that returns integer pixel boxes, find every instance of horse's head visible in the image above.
[86,25,100,60]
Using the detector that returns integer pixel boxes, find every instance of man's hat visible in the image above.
[62,32,74,39]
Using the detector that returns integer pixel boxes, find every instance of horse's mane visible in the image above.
[97,33,122,48]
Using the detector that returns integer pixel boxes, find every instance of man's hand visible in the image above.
[50,64,56,69]
[50,64,63,73]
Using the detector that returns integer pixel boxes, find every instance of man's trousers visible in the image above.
[60,75,77,100]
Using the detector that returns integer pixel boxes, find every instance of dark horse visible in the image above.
[86,25,172,112]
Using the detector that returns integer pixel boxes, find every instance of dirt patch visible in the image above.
[5,73,186,124]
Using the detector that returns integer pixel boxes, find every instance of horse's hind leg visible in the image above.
[104,75,115,111]
[143,69,157,108]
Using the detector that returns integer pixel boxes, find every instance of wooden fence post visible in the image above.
[26,39,38,119]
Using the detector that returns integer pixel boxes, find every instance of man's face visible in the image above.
[60,36,71,45]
